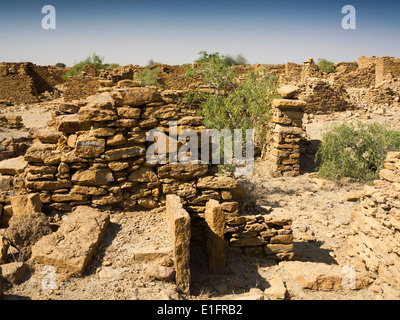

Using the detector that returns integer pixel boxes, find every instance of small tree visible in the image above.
[55,62,66,68]
[134,67,159,86]
[147,59,160,67]
[185,51,279,172]
[317,58,336,73]
[64,53,105,79]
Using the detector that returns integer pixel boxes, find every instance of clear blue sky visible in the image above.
[0,0,399,66]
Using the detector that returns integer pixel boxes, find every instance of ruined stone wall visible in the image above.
[31,65,66,94]
[347,152,400,290]
[375,57,400,86]
[0,115,23,129]
[0,63,39,104]
[358,56,377,69]
[22,84,247,217]
[0,62,66,104]
[63,75,100,101]
[279,62,302,85]
[328,65,376,89]
[298,79,351,114]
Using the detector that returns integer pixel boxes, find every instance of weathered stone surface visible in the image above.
[137,198,158,209]
[31,129,63,144]
[128,167,158,182]
[78,105,117,122]
[0,236,9,264]
[117,107,141,119]
[24,143,61,165]
[0,262,29,284]
[30,206,110,277]
[0,156,27,175]
[71,168,114,186]
[197,175,239,189]
[272,99,306,109]
[165,195,191,294]
[283,261,371,291]
[113,87,163,107]
[205,199,226,274]
[5,211,52,259]
[55,114,92,133]
[74,134,105,158]
[106,134,126,147]
[177,116,204,126]
[277,85,301,99]
[220,201,239,213]
[274,124,303,135]
[158,163,208,181]
[24,180,72,191]
[70,185,107,196]
[264,243,294,254]
[230,237,267,247]
[380,168,399,182]
[142,105,178,119]
[104,146,146,161]
[264,276,287,300]
[92,193,124,205]
[144,265,176,282]
[107,161,129,171]
[51,193,89,203]
[10,193,42,216]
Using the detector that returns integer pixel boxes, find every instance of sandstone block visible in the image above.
[165,195,191,294]
[71,168,114,186]
[74,134,105,158]
[10,193,42,216]
[113,87,163,107]
[205,199,226,274]
[272,99,306,109]
[128,167,158,182]
[0,156,27,175]
[197,175,239,189]
[30,206,110,277]
[264,276,287,300]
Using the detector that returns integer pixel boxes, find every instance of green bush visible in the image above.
[316,121,400,182]
[317,58,336,74]
[55,62,66,68]
[64,53,105,80]
[134,67,159,86]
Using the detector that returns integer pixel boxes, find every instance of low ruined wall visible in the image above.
[298,79,352,114]
[375,57,400,86]
[63,75,100,101]
[0,63,39,104]
[0,62,66,104]
[23,85,248,217]
[225,214,294,260]
[347,152,400,290]
[329,65,376,89]
[0,115,23,129]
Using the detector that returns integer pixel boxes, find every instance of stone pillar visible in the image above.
[166,194,191,294]
[263,86,305,177]
[204,199,226,274]
[300,57,322,83]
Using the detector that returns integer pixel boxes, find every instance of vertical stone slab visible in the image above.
[205,199,226,274]
[165,194,191,294]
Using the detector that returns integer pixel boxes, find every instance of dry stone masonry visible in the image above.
[347,152,400,290]
[262,85,305,177]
